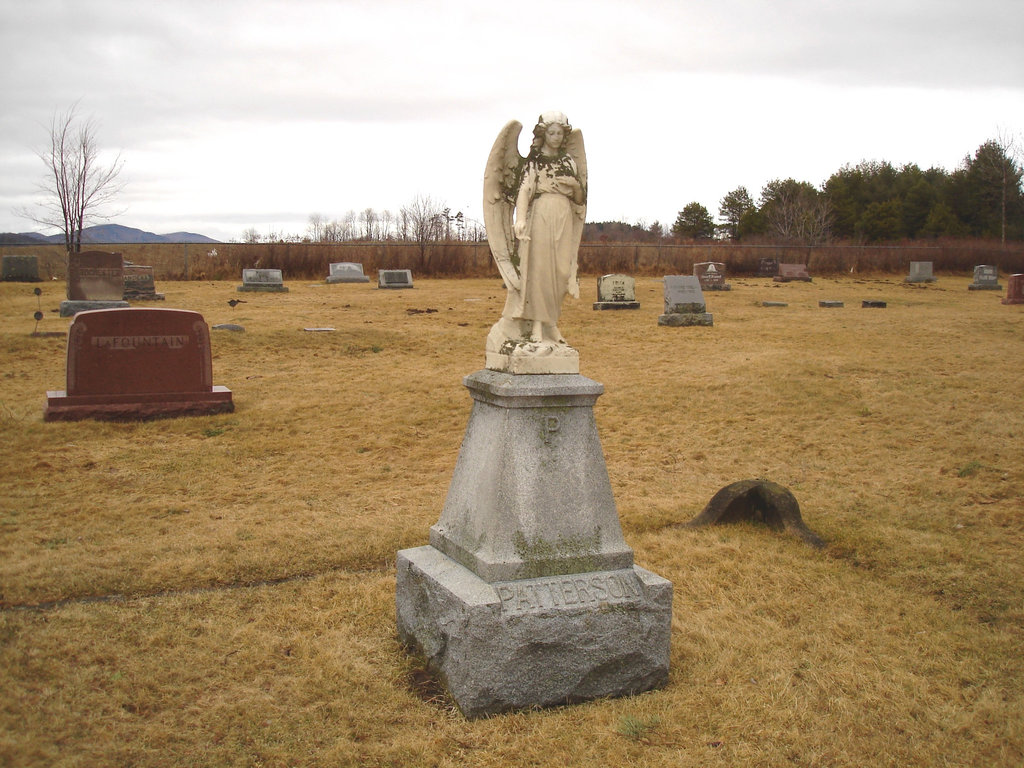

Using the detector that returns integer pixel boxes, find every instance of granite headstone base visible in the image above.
[397,545,671,719]
[593,300,641,310]
[237,284,288,292]
[59,300,130,317]
[968,283,1002,291]
[658,312,713,326]
[45,387,234,422]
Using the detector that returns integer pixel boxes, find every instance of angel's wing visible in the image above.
[483,120,525,288]
[564,129,587,297]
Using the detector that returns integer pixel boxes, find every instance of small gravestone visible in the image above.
[326,262,370,283]
[693,261,730,291]
[60,251,130,316]
[658,275,713,326]
[968,265,1001,291]
[212,323,245,332]
[122,263,164,301]
[378,269,413,289]
[761,301,788,307]
[44,307,233,421]
[862,300,887,308]
[684,479,824,548]
[819,300,844,308]
[757,257,779,277]
[905,261,936,283]
[593,274,640,310]
[2,254,41,282]
[773,263,811,282]
[1003,274,1024,305]
[238,268,288,292]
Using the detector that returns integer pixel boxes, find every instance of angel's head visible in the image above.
[532,111,572,155]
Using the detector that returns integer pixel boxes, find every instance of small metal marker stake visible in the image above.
[30,287,65,337]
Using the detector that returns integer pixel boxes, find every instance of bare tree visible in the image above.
[20,104,124,253]
[400,194,446,267]
[360,207,378,240]
[307,212,326,242]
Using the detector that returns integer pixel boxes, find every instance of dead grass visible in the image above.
[1,274,1022,766]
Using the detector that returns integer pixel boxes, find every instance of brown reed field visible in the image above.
[1,271,1022,767]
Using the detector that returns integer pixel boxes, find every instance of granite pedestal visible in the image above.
[396,370,672,717]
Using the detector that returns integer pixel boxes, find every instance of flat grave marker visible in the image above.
[773,263,812,283]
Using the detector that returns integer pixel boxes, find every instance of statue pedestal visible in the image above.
[396,370,672,717]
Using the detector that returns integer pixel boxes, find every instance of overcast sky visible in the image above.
[1,0,1021,242]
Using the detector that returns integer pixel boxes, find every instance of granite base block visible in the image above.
[592,301,641,310]
[59,300,130,317]
[658,312,713,326]
[968,284,1002,291]
[237,285,289,292]
[396,545,672,719]
[44,387,234,422]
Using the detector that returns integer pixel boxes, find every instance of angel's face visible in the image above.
[542,123,565,153]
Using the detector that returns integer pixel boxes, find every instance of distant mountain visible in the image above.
[0,224,220,245]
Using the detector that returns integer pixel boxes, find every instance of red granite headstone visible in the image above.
[1002,274,1024,305]
[45,308,233,421]
[773,263,812,282]
[67,251,124,301]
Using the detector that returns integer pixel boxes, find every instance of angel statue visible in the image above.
[483,111,587,374]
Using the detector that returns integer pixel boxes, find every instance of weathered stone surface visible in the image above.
[430,371,632,581]
[378,269,413,289]
[212,323,245,332]
[122,263,164,300]
[862,300,887,308]
[238,268,288,292]
[59,299,130,317]
[658,275,713,326]
[761,301,788,307]
[757,257,779,277]
[593,274,640,310]
[773,263,811,282]
[2,254,41,282]
[905,261,936,283]
[67,251,124,300]
[968,265,1002,291]
[396,545,672,718]
[693,261,730,291]
[1003,274,1024,305]
[684,479,825,548]
[326,262,370,283]
[819,300,844,308]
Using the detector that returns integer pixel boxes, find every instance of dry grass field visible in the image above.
[1,272,1022,767]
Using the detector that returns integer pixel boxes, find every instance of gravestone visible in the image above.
[238,268,288,292]
[819,300,844,308]
[1003,274,1024,305]
[693,261,731,291]
[905,261,936,283]
[397,371,672,718]
[862,300,887,308]
[122,263,164,300]
[658,275,713,326]
[968,265,1002,291]
[60,250,130,316]
[44,308,233,421]
[326,262,370,283]
[593,274,640,310]
[773,263,812,282]
[2,254,41,282]
[378,269,414,289]
[761,301,788,307]
[757,257,779,277]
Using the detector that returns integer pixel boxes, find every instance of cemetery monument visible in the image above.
[968,265,1002,291]
[238,268,288,292]
[396,112,672,718]
[658,275,714,326]
[122,261,164,301]
[757,257,779,278]
[60,250,130,317]
[326,262,370,283]
[1003,274,1024,305]
[377,269,414,289]
[592,273,640,310]
[905,261,936,283]
[44,307,233,421]
[2,254,41,282]
[773,263,812,283]
[693,261,731,291]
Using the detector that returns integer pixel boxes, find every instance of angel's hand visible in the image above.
[514,219,530,241]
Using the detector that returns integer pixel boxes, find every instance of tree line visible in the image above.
[671,135,1023,245]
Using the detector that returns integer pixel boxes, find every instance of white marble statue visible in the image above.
[483,111,587,373]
